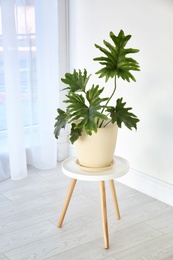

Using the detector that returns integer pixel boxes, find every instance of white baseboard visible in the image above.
[117,168,173,207]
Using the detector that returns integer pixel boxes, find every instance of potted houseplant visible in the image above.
[54,29,140,170]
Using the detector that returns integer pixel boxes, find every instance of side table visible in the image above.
[57,155,129,249]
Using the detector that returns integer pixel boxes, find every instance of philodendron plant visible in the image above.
[54,29,140,144]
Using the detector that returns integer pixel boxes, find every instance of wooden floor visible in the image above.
[1,163,173,260]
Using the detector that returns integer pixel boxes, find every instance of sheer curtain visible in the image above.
[0,0,59,180]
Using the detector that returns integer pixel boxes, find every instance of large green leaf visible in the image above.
[65,92,88,122]
[61,69,91,93]
[70,123,83,144]
[54,108,67,139]
[65,85,108,140]
[86,84,108,105]
[107,98,139,130]
[93,30,140,82]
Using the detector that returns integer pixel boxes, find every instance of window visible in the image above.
[0,0,65,180]
[0,2,37,132]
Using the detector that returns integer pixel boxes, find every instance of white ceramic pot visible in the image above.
[74,123,118,170]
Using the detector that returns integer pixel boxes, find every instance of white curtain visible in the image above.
[0,0,59,180]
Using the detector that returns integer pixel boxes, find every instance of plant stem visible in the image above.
[104,119,112,127]
[99,76,117,127]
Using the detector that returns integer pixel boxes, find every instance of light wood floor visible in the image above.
[1,163,173,260]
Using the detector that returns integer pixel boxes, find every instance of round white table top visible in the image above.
[62,156,129,181]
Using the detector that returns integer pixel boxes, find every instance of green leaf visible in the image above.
[70,123,83,144]
[65,85,108,139]
[107,98,140,130]
[54,109,67,139]
[61,69,91,92]
[93,30,140,82]
[65,92,88,122]
[86,85,108,105]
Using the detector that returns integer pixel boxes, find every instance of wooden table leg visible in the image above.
[57,178,77,228]
[109,180,120,220]
[99,181,109,249]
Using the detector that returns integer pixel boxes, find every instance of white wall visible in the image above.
[68,0,173,184]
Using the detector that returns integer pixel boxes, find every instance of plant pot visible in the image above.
[74,123,118,171]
